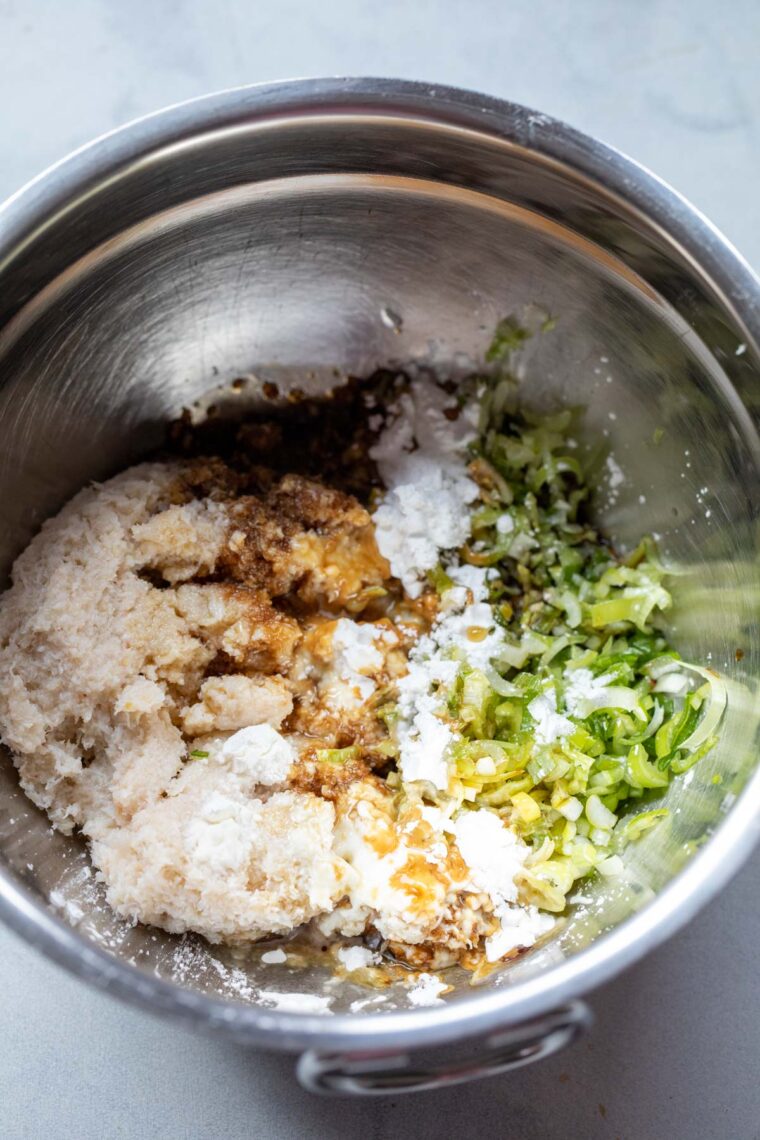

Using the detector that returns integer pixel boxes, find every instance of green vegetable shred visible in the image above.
[400,330,726,912]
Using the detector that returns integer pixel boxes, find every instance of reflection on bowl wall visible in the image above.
[0,79,758,1091]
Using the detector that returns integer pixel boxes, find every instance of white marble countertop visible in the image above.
[1,2,759,1136]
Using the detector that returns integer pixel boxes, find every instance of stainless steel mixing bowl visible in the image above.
[0,78,758,1095]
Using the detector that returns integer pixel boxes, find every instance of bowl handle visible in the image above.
[297,999,592,1096]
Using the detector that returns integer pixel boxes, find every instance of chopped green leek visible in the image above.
[485,316,532,362]
[315,746,360,765]
[395,341,726,915]
[622,808,670,842]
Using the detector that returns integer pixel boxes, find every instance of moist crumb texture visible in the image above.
[0,459,392,944]
[0,356,722,979]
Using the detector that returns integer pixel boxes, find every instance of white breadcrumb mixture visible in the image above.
[0,461,391,945]
[0,380,555,980]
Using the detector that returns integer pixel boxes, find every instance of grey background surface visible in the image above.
[0,1,758,1137]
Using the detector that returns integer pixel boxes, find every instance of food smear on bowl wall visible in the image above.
[0,321,726,1001]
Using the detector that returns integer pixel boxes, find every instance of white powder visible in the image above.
[485,904,555,961]
[185,792,256,873]
[448,809,554,961]
[604,455,625,504]
[563,668,613,716]
[333,619,387,674]
[261,948,287,964]
[329,788,473,947]
[371,462,477,596]
[406,973,448,1006]
[370,377,480,596]
[337,945,380,972]
[49,889,85,924]
[449,810,528,907]
[398,698,456,789]
[394,640,457,790]
[528,671,616,739]
[331,810,415,935]
[350,995,388,1013]
[171,939,256,1002]
[325,619,396,708]
[527,688,574,745]
[219,724,294,785]
[394,565,505,790]
[447,562,491,602]
[368,382,509,788]
[496,512,515,535]
[257,991,333,1014]
[433,596,506,674]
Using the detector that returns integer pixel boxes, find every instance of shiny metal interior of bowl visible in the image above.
[0,82,758,1045]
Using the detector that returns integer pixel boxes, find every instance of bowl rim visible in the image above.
[0,75,759,1053]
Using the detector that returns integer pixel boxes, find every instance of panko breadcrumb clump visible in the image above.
[0,458,500,955]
